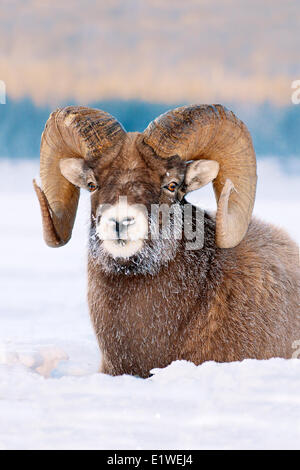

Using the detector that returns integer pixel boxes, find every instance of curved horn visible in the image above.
[143,104,257,248]
[33,106,126,247]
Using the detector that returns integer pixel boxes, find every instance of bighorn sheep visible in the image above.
[33,105,300,377]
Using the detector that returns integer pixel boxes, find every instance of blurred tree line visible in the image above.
[0,97,299,159]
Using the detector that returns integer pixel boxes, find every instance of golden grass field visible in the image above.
[1,0,299,106]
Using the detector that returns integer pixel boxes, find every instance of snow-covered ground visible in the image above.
[0,158,299,450]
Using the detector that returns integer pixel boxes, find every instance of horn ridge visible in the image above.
[143,104,257,248]
[34,106,125,247]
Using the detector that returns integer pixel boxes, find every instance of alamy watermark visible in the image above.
[97,196,205,251]
[292,340,300,359]
[291,80,300,104]
[0,81,6,104]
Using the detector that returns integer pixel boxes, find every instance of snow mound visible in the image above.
[0,358,300,449]
[0,342,69,377]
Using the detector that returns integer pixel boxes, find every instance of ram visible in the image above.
[33,105,300,377]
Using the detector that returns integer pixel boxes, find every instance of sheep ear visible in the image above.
[59,158,97,191]
[184,160,219,193]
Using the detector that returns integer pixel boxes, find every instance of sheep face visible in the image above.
[89,159,186,274]
[60,133,219,274]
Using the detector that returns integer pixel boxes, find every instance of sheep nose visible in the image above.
[109,217,135,238]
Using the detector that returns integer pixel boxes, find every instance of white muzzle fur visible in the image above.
[96,197,148,258]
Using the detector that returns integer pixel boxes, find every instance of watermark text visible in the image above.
[0,81,6,104]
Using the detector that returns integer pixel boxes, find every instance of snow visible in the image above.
[0,158,299,450]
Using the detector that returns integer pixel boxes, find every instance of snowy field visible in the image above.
[0,158,299,450]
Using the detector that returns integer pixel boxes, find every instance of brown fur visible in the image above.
[84,134,300,377]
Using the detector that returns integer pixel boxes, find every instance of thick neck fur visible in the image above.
[87,213,225,377]
[87,210,300,378]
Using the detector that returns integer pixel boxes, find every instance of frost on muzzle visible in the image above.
[95,196,204,258]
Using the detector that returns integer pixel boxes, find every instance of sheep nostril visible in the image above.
[108,217,135,239]
[122,217,135,226]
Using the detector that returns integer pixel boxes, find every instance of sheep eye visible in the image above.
[165,182,178,192]
[87,182,97,192]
